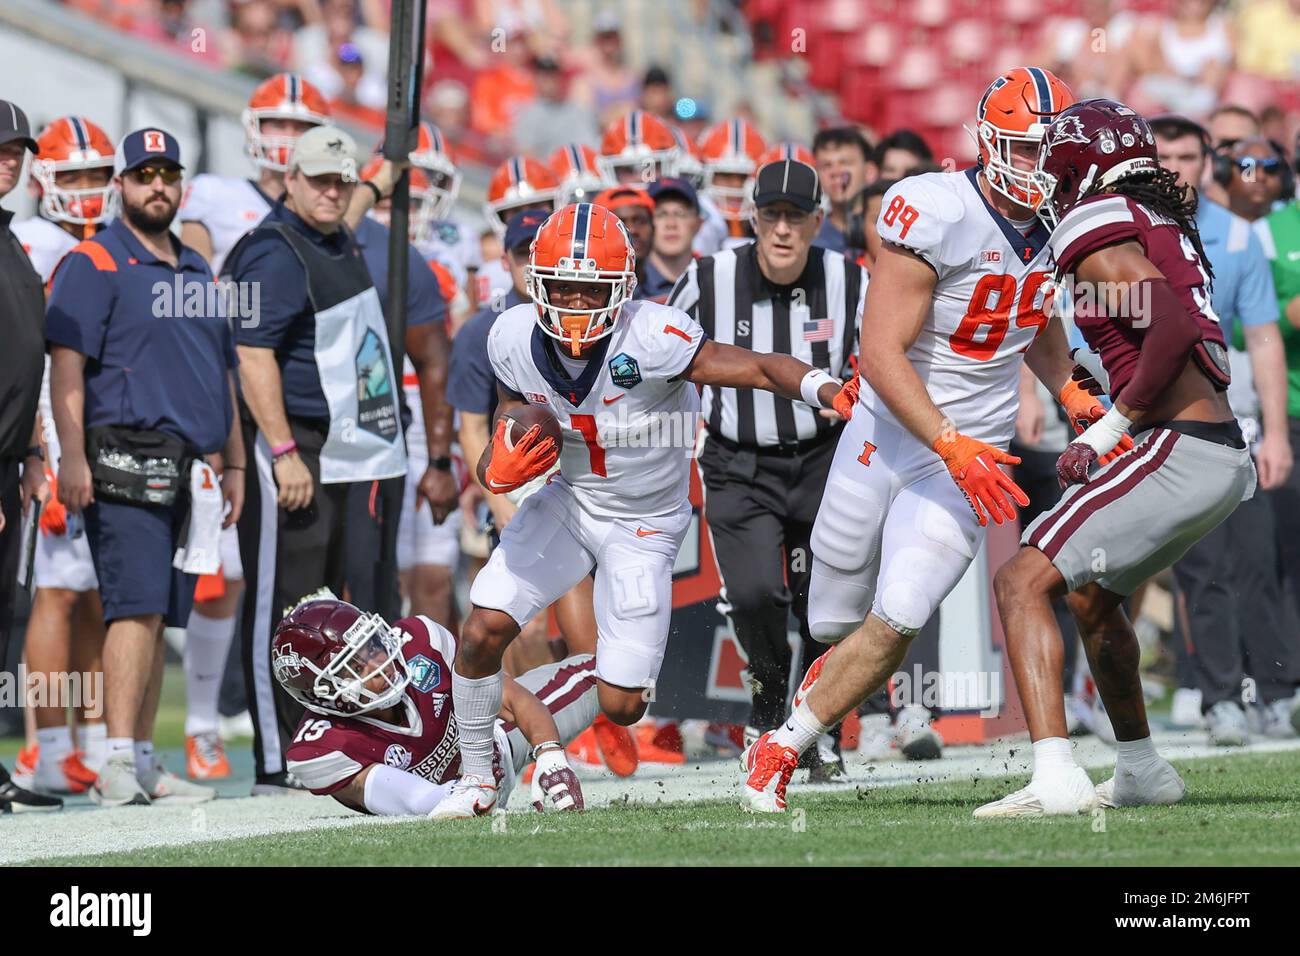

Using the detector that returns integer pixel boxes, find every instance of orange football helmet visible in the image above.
[243,73,331,172]
[359,154,432,237]
[526,202,637,357]
[32,117,115,225]
[597,111,680,186]
[971,67,1073,209]
[485,155,559,237]
[547,143,609,207]
[757,141,815,167]
[669,125,705,189]
[699,119,768,220]
[409,121,461,240]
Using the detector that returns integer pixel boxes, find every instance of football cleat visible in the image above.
[0,767,62,814]
[187,733,232,780]
[428,774,498,819]
[973,766,1099,819]
[1096,757,1185,809]
[592,714,639,776]
[740,731,800,813]
[37,750,98,794]
[89,755,151,808]
[896,704,943,761]
[635,722,685,765]
[792,646,834,711]
[251,770,313,797]
[13,744,38,790]
[139,761,216,805]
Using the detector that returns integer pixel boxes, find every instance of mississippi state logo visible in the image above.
[383,744,412,770]
[608,352,641,390]
[1047,115,1090,150]
[407,654,441,694]
[143,130,167,152]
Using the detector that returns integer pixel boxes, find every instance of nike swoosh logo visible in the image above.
[603,394,624,405]
[486,478,512,492]
[635,528,662,537]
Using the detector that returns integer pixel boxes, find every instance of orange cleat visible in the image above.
[650,720,684,755]
[793,646,835,711]
[522,762,537,784]
[60,752,98,793]
[14,745,38,788]
[634,722,684,765]
[565,727,604,768]
[740,731,799,813]
[186,732,232,780]
[593,714,640,776]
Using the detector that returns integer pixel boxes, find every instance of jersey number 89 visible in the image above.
[949,272,1052,361]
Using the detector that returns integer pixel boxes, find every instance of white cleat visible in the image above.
[896,704,943,760]
[973,766,1099,819]
[1096,758,1185,808]
[89,756,151,808]
[428,774,498,820]
[739,731,799,814]
[138,762,216,804]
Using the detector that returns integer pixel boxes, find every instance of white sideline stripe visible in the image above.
[1035,430,1175,550]
[252,432,283,773]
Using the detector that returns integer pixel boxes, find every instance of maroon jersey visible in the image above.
[286,615,467,795]
[1050,193,1226,402]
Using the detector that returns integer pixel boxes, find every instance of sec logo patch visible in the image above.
[384,744,412,769]
[407,654,441,693]
[608,352,641,390]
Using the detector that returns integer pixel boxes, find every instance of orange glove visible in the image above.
[831,374,860,420]
[932,432,1029,527]
[1058,380,1134,466]
[484,417,559,494]
[39,472,67,536]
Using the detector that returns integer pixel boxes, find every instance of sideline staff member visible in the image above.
[48,128,243,807]
[668,159,864,763]
[228,126,407,794]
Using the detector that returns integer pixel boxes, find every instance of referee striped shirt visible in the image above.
[667,242,866,447]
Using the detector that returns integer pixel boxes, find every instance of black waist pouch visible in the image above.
[87,426,194,507]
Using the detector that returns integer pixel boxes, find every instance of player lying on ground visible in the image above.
[976,100,1256,817]
[738,68,1135,812]
[435,201,852,818]
[274,594,593,816]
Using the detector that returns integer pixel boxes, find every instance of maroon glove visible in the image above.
[530,746,584,812]
[1057,442,1099,488]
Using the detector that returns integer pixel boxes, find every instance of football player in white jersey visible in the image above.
[428,202,853,817]
[10,116,115,794]
[740,69,1134,812]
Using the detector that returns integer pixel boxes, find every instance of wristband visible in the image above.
[1074,405,1132,458]
[24,445,44,462]
[430,456,453,472]
[531,740,564,761]
[224,465,245,471]
[271,440,297,461]
[361,180,382,204]
[799,368,838,409]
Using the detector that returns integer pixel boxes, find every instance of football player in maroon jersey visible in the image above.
[977,100,1257,818]
[275,594,594,817]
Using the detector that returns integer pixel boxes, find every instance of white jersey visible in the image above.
[13,215,78,283]
[692,192,731,256]
[14,217,79,460]
[416,218,480,291]
[861,168,1056,447]
[179,174,274,275]
[476,257,511,308]
[487,299,705,520]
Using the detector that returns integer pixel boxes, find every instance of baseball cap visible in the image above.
[594,9,621,34]
[752,159,821,212]
[290,125,361,181]
[0,100,37,152]
[114,128,184,175]
[648,177,698,211]
[503,208,548,251]
[594,185,654,212]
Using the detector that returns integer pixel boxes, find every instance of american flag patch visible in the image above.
[803,318,833,342]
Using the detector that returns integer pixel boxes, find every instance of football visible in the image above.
[502,404,564,453]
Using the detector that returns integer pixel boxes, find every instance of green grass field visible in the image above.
[31,749,1300,867]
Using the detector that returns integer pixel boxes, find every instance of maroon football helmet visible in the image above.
[1031,98,1160,229]
[272,597,411,717]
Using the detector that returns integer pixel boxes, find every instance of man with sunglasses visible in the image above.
[1223,138,1291,224]
[227,125,409,796]
[46,128,244,807]
[667,159,863,774]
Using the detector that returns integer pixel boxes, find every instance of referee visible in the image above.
[668,159,864,769]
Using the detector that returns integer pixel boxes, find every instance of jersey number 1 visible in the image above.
[570,414,607,477]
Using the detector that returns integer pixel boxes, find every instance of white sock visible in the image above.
[1116,735,1159,769]
[451,668,502,781]
[107,736,134,764]
[771,701,829,755]
[133,740,154,776]
[36,726,73,770]
[183,611,236,736]
[81,723,107,772]
[1031,736,1078,782]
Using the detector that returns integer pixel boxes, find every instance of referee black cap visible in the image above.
[753,159,821,212]
[0,100,37,153]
